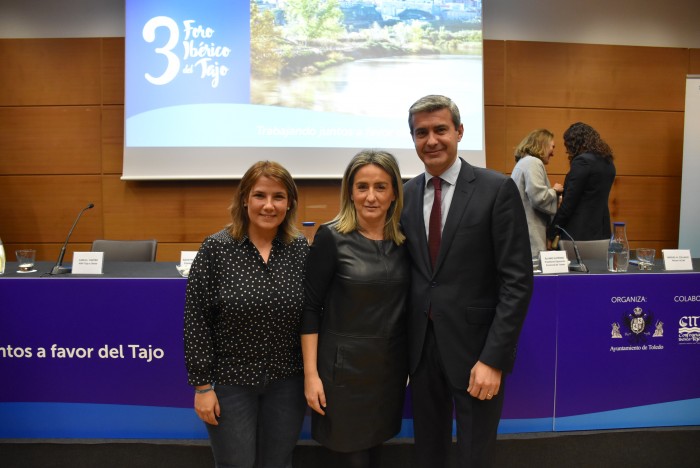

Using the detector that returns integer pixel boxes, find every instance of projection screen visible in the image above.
[123,0,484,180]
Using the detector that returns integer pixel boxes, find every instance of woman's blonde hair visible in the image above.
[331,150,405,245]
[514,129,554,163]
[227,161,300,244]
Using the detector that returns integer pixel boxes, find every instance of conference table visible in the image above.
[1,260,699,439]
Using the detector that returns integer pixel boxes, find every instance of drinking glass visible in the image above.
[636,248,655,270]
[15,249,36,273]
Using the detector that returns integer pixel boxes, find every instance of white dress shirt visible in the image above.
[422,157,462,238]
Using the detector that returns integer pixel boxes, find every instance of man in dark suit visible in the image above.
[401,95,534,467]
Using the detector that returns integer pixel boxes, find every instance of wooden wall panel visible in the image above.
[0,38,692,262]
[98,179,342,261]
[102,38,125,105]
[297,181,342,225]
[609,176,680,243]
[102,106,124,174]
[505,42,687,111]
[483,40,505,106]
[0,39,101,106]
[0,107,102,175]
[1,175,102,247]
[484,106,507,173]
[101,176,234,243]
[690,49,700,74]
[501,107,683,177]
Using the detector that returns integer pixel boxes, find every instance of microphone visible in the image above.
[554,225,588,273]
[50,203,95,275]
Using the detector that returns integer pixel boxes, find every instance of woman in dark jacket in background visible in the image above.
[550,122,616,241]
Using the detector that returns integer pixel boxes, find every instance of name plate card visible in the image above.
[662,249,693,271]
[176,251,198,277]
[71,252,104,274]
[180,251,198,268]
[540,251,570,274]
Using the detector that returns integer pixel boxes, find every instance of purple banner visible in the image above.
[555,272,700,429]
[501,275,557,422]
[0,278,192,408]
[2,270,699,438]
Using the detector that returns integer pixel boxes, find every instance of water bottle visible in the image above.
[607,222,629,272]
[0,237,5,275]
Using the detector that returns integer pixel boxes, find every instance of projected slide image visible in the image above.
[251,1,482,117]
[124,0,484,179]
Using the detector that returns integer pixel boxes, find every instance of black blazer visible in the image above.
[551,152,616,241]
[401,159,534,389]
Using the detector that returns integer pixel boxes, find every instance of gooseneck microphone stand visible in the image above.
[50,203,95,275]
[555,225,589,273]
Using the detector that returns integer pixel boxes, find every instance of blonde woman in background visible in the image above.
[511,129,564,258]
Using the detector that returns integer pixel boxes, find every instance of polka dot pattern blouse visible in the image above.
[184,229,309,387]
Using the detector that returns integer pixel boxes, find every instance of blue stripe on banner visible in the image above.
[400,416,555,438]
[554,398,700,431]
[4,399,696,439]
[0,402,316,440]
[498,417,555,433]
[0,402,207,439]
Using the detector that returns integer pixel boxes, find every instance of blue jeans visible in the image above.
[206,375,306,468]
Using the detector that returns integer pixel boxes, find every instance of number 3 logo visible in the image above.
[143,16,180,85]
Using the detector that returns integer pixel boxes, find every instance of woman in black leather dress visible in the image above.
[301,150,409,468]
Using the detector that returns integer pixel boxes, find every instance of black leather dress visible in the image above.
[303,224,409,452]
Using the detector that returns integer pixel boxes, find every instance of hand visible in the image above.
[304,374,327,415]
[194,390,220,425]
[553,183,564,194]
[467,361,502,401]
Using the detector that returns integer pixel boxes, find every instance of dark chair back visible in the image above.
[91,239,158,262]
[560,239,609,262]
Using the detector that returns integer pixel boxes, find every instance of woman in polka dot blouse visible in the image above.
[184,161,309,468]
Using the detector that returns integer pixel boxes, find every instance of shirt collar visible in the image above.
[237,232,284,247]
[424,157,461,188]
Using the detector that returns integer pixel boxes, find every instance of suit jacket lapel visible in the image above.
[435,159,476,271]
[407,174,433,273]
